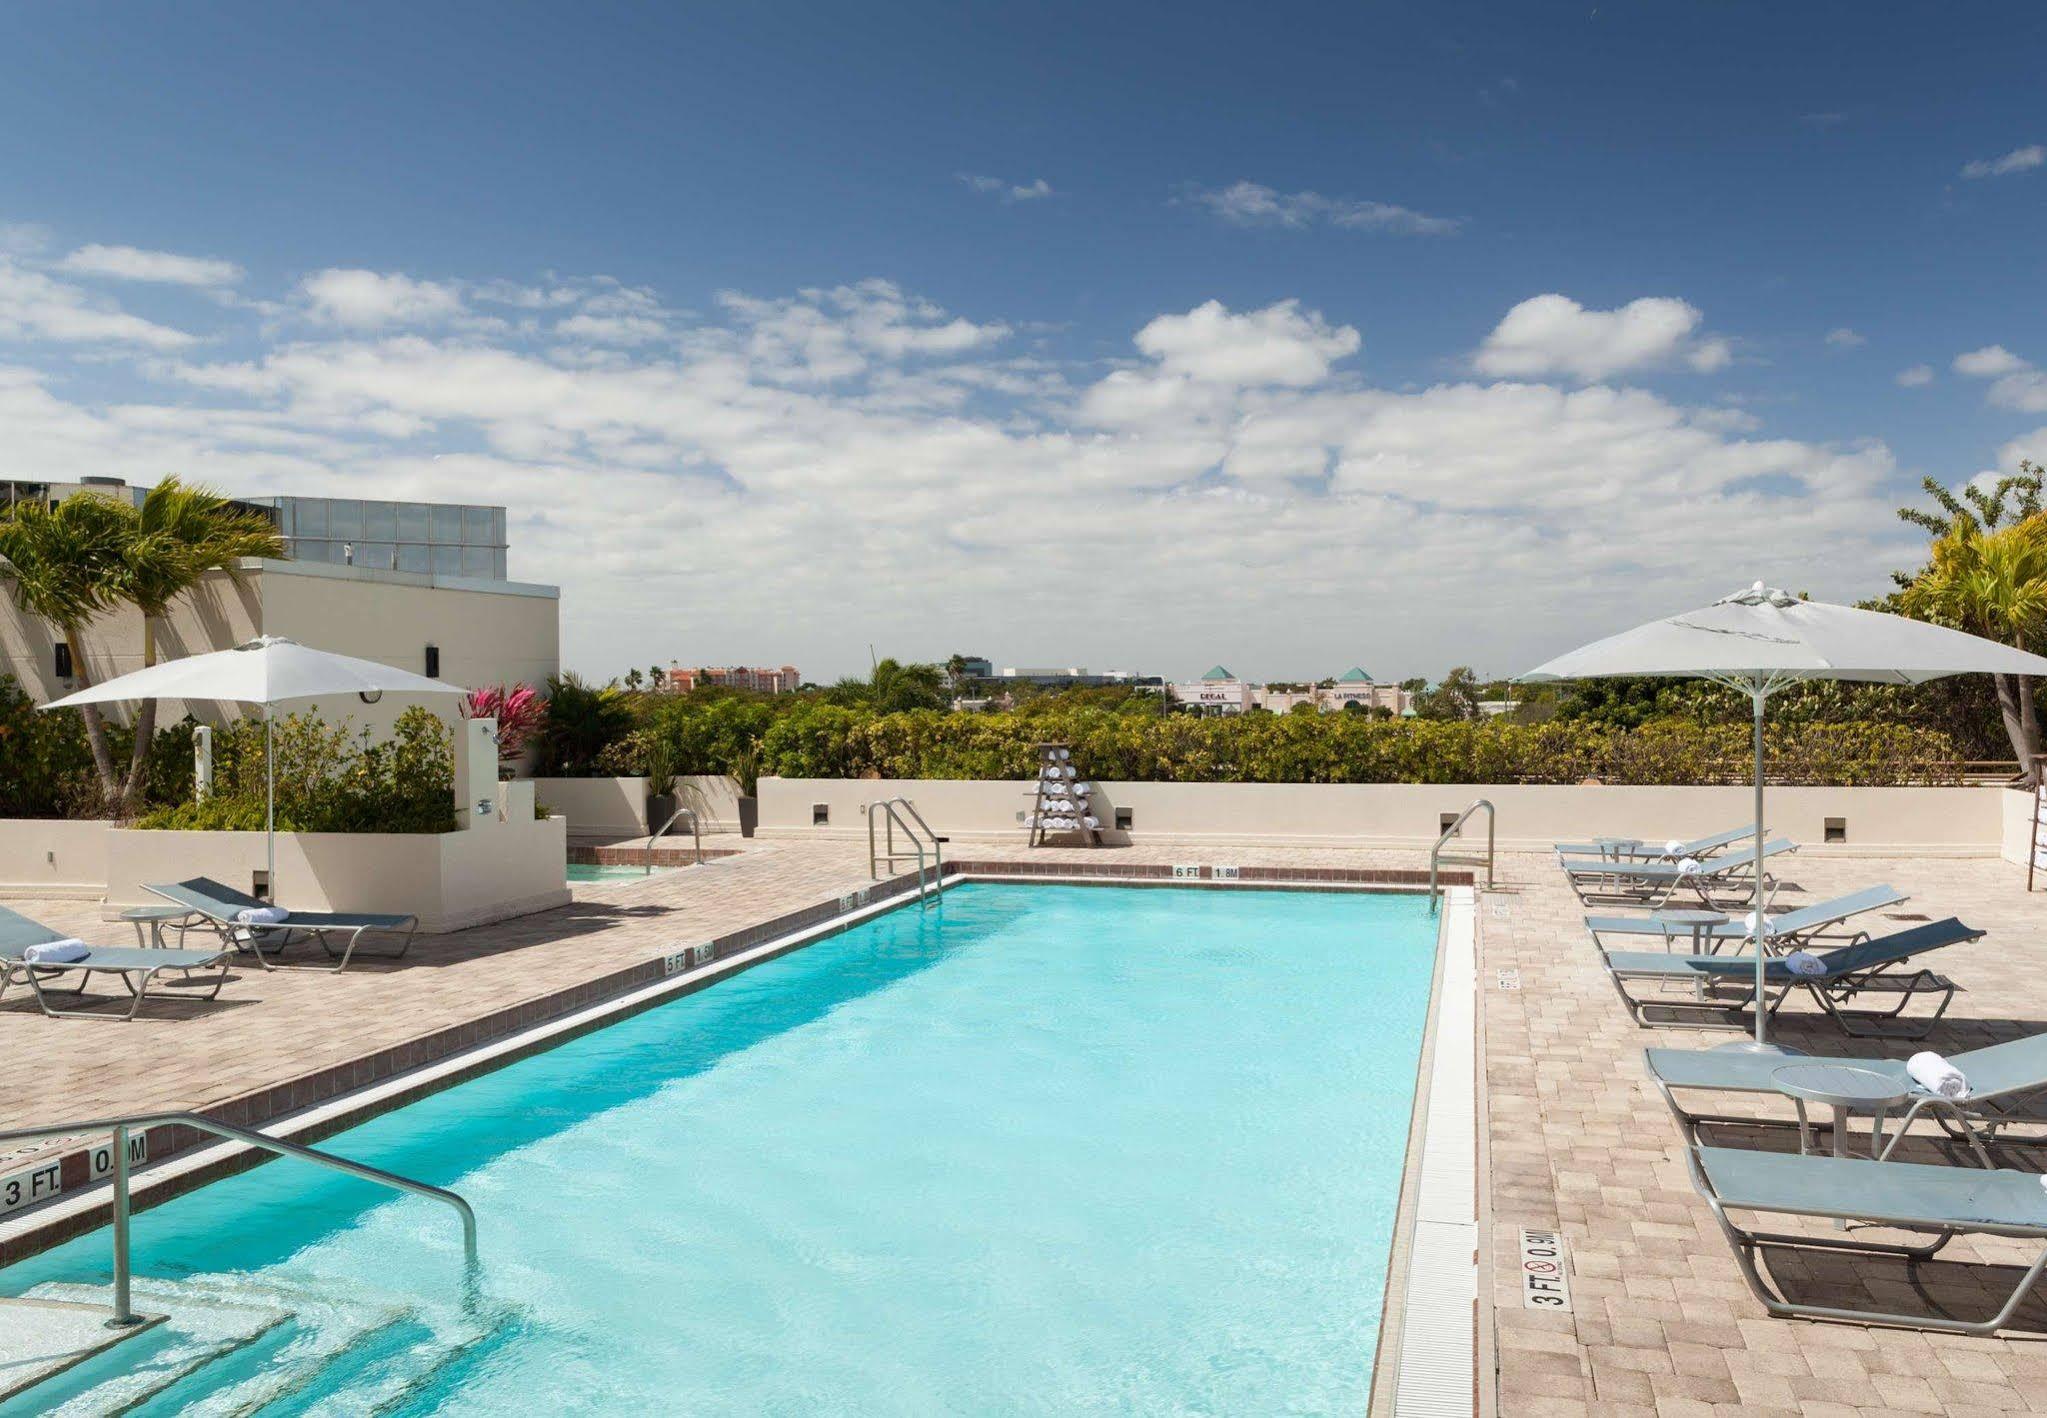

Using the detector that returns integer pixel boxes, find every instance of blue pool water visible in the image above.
[5,884,1439,1414]
[565,862,677,883]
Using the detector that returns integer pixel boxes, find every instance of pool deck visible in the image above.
[1,837,2045,1413]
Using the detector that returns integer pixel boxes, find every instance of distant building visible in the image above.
[951,657,994,681]
[1171,665,1254,714]
[1174,664,1409,716]
[995,666,1158,689]
[666,665,802,694]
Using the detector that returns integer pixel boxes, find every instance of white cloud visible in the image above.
[1183,181,1460,236]
[1126,299,1360,388]
[299,268,465,328]
[59,244,243,287]
[1473,294,1727,381]
[1895,364,1934,387]
[1955,345,2026,377]
[959,174,1054,202]
[3,247,1933,679]
[0,257,195,348]
[1961,144,2045,180]
[1824,327,1865,349]
[1954,345,2047,413]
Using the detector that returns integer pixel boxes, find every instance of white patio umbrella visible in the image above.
[1520,581,2047,1052]
[42,635,469,901]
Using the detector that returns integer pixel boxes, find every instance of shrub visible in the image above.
[136,707,456,833]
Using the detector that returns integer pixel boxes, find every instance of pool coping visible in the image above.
[0,860,1473,1274]
[1368,885,1479,1418]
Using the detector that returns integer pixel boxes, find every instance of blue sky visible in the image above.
[1,2,2043,680]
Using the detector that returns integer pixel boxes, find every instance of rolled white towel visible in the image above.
[1062,766,1077,779]
[1083,815,1100,828]
[1906,1051,1969,1100]
[1664,838,1685,856]
[1042,766,1059,779]
[1741,910,1779,938]
[1675,857,1703,876]
[22,939,88,964]
[1072,782,1092,796]
[1056,748,1070,760]
[1783,950,1827,978]
[234,906,290,926]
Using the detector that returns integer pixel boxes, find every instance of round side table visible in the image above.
[119,905,203,950]
[1771,1063,1911,1162]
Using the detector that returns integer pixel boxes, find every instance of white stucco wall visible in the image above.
[0,818,112,898]
[758,777,2009,856]
[533,774,742,839]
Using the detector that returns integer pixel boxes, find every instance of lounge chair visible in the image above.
[1646,1032,2047,1165]
[1561,838,1799,908]
[1597,917,1980,1037]
[1584,884,1909,954]
[0,905,231,1021]
[1687,1143,2047,1335]
[1553,823,1759,863]
[147,877,418,973]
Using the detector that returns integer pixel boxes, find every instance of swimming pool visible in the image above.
[5,882,1440,1414]
[565,862,677,883]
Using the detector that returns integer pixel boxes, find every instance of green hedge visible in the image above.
[591,698,1966,787]
[136,707,456,833]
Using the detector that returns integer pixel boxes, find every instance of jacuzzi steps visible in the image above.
[6,1277,508,1415]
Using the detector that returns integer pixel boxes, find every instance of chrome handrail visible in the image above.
[867,797,943,901]
[645,804,702,872]
[0,1111,478,1327]
[1429,798,1496,913]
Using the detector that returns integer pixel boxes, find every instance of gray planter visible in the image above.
[737,796,759,838]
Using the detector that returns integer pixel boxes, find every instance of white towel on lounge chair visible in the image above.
[1784,950,1826,978]
[1907,1052,1969,1099]
[22,940,88,964]
[1664,838,1684,856]
[1675,857,1702,876]
[234,906,290,925]
[1742,910,1779,937]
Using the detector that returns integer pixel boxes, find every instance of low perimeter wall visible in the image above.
[0,818,114,898]
[531,775,742,839]
[757,777,2010,856]
[103,809,568,932]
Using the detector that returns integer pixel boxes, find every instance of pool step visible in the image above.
[5,1276,499,1416]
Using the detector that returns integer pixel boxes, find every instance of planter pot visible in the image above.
[646,793,677,834]
[737,796,759,838]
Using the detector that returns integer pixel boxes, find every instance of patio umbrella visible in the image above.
[1520,581,2047,1052]
[42,635,468,901]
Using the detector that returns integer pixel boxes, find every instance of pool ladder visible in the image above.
[1429,798,1495,913]
[867,797,945,902]
[0,1112,478,1329]
[645,804,703,873]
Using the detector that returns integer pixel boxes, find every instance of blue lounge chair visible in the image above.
[1561,838,1798,908]
[1646,1032,2047,1166]
[1687,1143,2047,1335]
[1598,917,1980,1037]
[148,877,418,973]
[0,905,231,1021]
[1553,823,1758,863]
[1584,884,1909,954]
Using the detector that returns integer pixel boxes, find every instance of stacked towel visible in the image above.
[1072,782,1092,798]
[1082,815,1100,829]
[1907,1052,1969,1099]
[234,906,291,926]
[22,939,88,964]
[1784,950,1826,978]
[1056,748,1070,760]
[1675,857,1703,877]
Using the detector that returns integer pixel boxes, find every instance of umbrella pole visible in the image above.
[1751,686,1767,1047]
[265,711,276,903]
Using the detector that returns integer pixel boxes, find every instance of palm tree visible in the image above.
[0,495,135,806]
[117,479,284,808]
[1898,512,2047,782]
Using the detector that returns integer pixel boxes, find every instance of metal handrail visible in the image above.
[0,1111,478,1328]
[645,804,702,872]
[1429,798,1495,913]
[867,797,943,901]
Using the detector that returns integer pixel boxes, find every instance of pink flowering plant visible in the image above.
[464,684,546,766]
